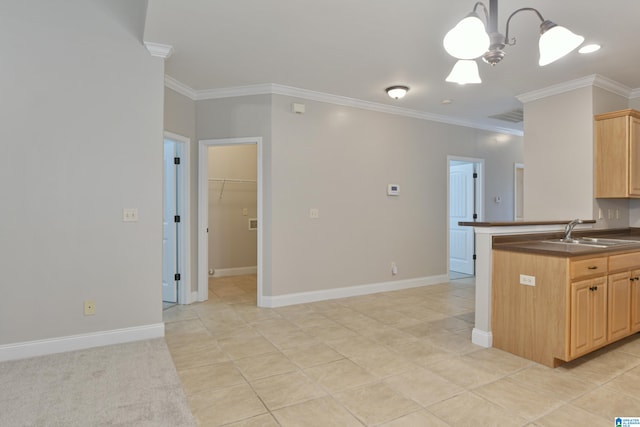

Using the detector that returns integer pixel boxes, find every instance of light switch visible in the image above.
[123,208,139,222]
[242,208,248,216]
[309,208,319,219]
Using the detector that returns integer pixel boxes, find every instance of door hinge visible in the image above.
[174,273,181,281]
[473,172,478,179]
[174,215,180,223]
[473,254,477,260]
[174,157,181,165]
[473,213,478,220]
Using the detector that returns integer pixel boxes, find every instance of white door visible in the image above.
[449,162,475,275]
[162,140,178,303]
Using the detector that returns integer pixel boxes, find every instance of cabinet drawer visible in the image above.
[571,257,608,279]
[609,252,640,272]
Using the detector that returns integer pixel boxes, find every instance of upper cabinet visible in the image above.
[594,109,640,198]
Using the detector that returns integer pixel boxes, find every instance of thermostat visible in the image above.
[387,184,400,196]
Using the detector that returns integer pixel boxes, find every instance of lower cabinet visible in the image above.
[570,277,607,359]
[608,271,632,341]
[632,269,640,332]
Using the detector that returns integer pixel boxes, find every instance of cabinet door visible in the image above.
[608,271,632,341]
[629,116,640,196]
[632,269,640,332]
[595,115,629,197]
[571,277,607,358]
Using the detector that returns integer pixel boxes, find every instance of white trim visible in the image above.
[0,323,164,362]
[164,76,523,136]
[261,275,449,308]
[517,74,634,103]
[144,42,174,59]
[164,132,191,306]
[190,291,200,303]
[165,75,198,100]
[212,266,257,277]
[472,328,493,348]
[198,137,264,306]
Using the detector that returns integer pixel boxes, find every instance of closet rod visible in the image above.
[208,178,256,184]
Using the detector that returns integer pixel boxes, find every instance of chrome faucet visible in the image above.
[563,218,583,242]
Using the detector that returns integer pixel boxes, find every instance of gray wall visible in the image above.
[164,88,198,293]
[0,0,164,344]
[185,95,522,300]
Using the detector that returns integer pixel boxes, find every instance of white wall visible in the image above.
[522,87,594,220]
[0,0,164,346]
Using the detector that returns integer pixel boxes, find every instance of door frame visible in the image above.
[198,137,263,306]
[164,131,191,305]
[447,156,484,275]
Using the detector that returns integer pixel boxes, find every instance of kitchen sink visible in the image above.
[542,237,640,248]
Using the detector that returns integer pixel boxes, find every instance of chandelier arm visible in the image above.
[504,7,545,45]
[472,2,489,24]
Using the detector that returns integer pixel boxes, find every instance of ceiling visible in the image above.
[144,0,640,133]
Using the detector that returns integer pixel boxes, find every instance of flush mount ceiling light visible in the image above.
[443,0,584,84]
[386,86,409,99]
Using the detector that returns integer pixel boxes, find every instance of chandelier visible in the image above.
[443,0,584,84]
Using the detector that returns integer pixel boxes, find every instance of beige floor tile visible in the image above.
[334,382,421,425]
[426,356,503,389]
[363,327,419,347]
[474,377,563,421]
[379,409,450,427]
[327,336,387,358]
[531,404,611,427]
[509,364,597,401]
[302,323,359,341]
[250,371,326,410]
[425,330,482,355]
[304,358,377,393]
[613,334,640,357]
[281,343,344,368]
[261,328,319,350]
[390,339,453,367]
[604,364,640,396]
[165,318,209,337]
[461,347,532,376]
[217,335,279,360]
[188,383,267,426]
[349,347,417,378]
[384,368,464,407]
[178,361,246,395]
[572,385,640,420]
[271,396,363,427]
[233,351,298,381]
[558,348,640,384]
[224,413,280,427]
[163,305,200,323]
[170,340,230,371]
[428,392,526,427]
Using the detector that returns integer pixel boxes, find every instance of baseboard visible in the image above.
[472,328,493,348]
[0,323,165,362]
[212,266,257,277]
[260,274,450,308]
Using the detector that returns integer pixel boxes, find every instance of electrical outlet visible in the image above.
[309,208,319,219]
[122,208,139,222]
[84,300,96,316]
[391,262,398,275]
[520,274,535,286]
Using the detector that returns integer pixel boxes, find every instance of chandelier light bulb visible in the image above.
[443,13,490,60]
[538,21,584,66]
[445,60,482,85]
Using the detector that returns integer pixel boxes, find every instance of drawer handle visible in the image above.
[587,266,598,270]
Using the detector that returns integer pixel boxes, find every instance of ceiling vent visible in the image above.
[489,108,523,123]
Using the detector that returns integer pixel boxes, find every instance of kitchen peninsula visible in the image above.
[490,226,640,367]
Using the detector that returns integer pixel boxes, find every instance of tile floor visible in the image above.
[163,275,640,426]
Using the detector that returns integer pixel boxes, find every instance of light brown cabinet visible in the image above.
[570,277,607,359]
[594,109,640,198]
[632,269,640,332]
[493,249,640,367]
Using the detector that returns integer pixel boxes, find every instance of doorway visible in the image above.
[162,132,190,307]
[448,157,484,278]
[198,137,263,306]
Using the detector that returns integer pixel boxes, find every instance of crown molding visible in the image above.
[144,42,174,59]
[164,76,523,136]
[517,74,634,103]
